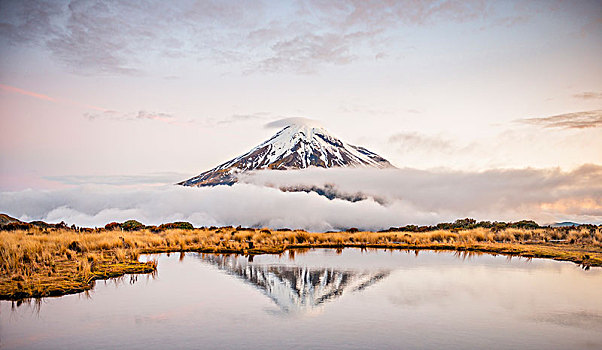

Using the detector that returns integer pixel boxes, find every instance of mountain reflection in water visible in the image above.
[4,249,602,350]
[197,253,390,313]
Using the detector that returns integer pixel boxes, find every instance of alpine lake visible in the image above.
[2,248,601,350]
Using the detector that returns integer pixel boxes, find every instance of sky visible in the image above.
[0,0,601,227]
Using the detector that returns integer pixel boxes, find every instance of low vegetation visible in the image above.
[1,216,601,300]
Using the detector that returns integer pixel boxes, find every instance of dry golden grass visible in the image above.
[1,226,601,300]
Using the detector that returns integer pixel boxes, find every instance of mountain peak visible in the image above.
[179,122,393,187]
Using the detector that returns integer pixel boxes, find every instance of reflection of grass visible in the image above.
[1,226,601,300]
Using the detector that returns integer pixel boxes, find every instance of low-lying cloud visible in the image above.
[1,166,600,231]
[241,165,602,224]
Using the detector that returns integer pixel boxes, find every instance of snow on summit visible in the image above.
[179,118,393,187]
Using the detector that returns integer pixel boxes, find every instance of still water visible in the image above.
[2,249,602,350]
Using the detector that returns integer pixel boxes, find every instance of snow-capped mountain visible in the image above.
[179,120,393,187]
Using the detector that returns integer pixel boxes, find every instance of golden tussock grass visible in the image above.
[1,226,601,300]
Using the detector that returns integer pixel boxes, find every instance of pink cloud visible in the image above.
[0,83,55,102]
[0,82,108,112]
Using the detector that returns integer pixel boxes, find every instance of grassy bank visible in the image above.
[2,226,601,300]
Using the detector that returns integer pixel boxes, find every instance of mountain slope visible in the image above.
[179,121,393,187]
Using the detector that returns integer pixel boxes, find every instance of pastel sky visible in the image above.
[1,0,601,191]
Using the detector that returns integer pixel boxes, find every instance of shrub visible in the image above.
[30,221,52,229]
[510,220,540,229]
[454,218,477,229]
[121,220,145,231]
[105,222,121,230]
[0,222,33,231]
[158,222,194,230]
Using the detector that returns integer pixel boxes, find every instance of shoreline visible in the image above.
[2,227,601,301]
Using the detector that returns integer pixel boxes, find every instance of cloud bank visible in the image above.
[1,166,600,231]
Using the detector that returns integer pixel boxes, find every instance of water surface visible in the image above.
[2,249,602,349]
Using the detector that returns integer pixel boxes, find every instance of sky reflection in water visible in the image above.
[2,249,602,350]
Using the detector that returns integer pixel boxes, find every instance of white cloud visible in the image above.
[517,110,602,129]
[1,165,600,231]
[265,117,324,129]
[0,0,548,75]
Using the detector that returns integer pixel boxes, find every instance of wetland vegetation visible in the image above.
[1,215,601,300]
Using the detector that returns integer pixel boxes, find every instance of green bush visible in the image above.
[121,220,145,231]
[158,222,194,230]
